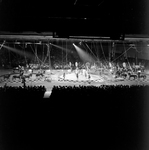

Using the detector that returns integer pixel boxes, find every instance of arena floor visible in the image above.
[1,68,149,90]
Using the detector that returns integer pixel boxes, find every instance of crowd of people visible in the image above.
[0,83,148,100]
[0,85,46,100]
[0,84,147,150]
[50,84,148,100]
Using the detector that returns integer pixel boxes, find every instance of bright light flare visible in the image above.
[73,44,95,63]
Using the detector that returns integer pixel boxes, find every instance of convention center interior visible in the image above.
[0,0,149,150]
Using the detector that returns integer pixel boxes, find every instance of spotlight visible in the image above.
[74,0,77,5]
[15,41,21,44]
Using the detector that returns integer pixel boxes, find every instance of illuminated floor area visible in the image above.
[58,71,105,82]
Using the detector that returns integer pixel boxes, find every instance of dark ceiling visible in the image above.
[0,0,148,38]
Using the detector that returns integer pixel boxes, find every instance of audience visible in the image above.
[0,84,147,150]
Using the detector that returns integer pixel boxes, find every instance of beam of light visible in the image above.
[50,43,72,54]
[98,0,105,6]
[0,40,5,50]
[3,45,34,59]
[83,42,98,61]
[73,44,95,63]
[74,0,78,5]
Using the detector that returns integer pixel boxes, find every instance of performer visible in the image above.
[122,62,126,69]
[109,62,112,69]
[76,72,79,80]
[75,61,78,68]
[22,76,26,88]
[69,62,72,68]
[86,62,90,71]
[88,73,91,80]
[82,69,86,76]
[63,72,66,80]
[85,70,88,78]
[68,62,72,72]
[75,68,79,80]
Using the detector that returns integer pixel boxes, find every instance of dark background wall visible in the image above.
[0,0,148,37]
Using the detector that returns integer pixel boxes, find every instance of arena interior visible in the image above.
[0,34,149,96]
[0,33,149,150]
[0,0,149,150]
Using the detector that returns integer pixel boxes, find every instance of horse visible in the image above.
[23,73,32,80]
[137,72,146,80]
[114,70,121,78]
[36,71,45,78]
[128,72,138,80]
[120,72,128,79]
[0,74,11,82]
[12,74,21,81]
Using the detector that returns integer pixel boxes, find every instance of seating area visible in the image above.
[0,85,46,100]
[0,84,148,150]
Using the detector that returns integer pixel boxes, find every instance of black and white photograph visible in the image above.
[0,0,149,150]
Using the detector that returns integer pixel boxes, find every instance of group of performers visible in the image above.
[3,60,146,84]
[59,60,147,81]
[65,61,146,81]
[61,61,91,81]
[11,64,45,84]
[109,62,146,80]
[69,61,91,80]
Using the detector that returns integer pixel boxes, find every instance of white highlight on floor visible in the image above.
[43,90,52,98]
